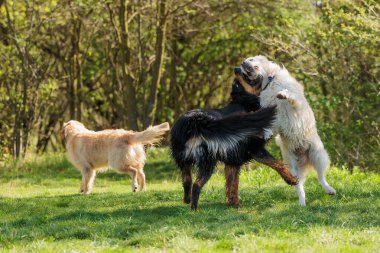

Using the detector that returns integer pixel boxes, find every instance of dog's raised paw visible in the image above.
[277,90,289,99]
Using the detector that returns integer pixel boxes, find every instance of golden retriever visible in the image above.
[60,120,170,193]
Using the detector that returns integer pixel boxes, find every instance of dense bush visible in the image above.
[0,0,379,171]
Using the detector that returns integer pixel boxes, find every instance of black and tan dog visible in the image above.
[170,70,297,210]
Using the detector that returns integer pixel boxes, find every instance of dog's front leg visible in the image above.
[80,167,96,194]
[254,149,298,186]
[80,174,86,193]
[276,89,301,109]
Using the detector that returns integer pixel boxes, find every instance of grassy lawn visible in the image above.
[0,148,379,252]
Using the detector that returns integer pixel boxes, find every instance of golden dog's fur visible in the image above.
[60,120,170,193]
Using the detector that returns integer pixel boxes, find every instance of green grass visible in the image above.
[0,148,379,252]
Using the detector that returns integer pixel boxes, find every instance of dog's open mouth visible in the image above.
[235,67,262,88]
[234,66,263,96]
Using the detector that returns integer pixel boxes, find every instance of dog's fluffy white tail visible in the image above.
[128,122,170,145]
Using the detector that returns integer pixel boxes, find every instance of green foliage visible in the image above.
[0,0,379,171]
[306,1,380,171]
[0,150,380,252]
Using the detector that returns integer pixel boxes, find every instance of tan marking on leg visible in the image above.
[182,165,192,204]
[224,165,240,207]
[256,158,298,185]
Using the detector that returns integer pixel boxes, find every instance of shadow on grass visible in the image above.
[1,184,379,247]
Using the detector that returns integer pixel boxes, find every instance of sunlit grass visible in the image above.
[0,148,379,252]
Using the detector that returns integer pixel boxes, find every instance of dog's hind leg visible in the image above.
[181,164,193,204]
[254,149,298,186]
[317,170,336,195]
[191,154,216,210]
[295,168,307,206]
[224,165,240,207]
[276,139,308,205]
[120,166,139,192]
[137,169,146,192]
[130,170,138,192]
[309,145,336,195]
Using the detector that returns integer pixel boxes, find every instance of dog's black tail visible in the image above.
[203,106,276,139]
[170,106,276,164]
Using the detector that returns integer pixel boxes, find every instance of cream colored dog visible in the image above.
[240,55,336,206]
[60,120,170,193]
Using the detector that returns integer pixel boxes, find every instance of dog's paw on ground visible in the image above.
[325,186,337,195]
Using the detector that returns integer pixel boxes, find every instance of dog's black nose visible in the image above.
[241,62,250,72]
[234,67,243,75]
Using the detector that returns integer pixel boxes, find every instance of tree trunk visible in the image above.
[73,17,83,121]
[36,104,67,153]
[143,0,168,128]
[169,38,181,119]
[13,111,21,158]
[5,2,30,158]
[21,47,29,158]
[119,0,138,130]
[76,56,83,122]
[68,64,76,119]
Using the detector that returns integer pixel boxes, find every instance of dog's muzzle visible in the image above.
[235,66,263,88]
[241,62,254,77]
[234,67,254,86]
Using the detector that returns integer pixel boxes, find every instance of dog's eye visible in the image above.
[249,58,254,62]
[247,66,254,72]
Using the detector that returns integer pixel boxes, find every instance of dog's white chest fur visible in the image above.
[260,76,316,150]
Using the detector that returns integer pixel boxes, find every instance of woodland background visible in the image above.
[0,0,379,171]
